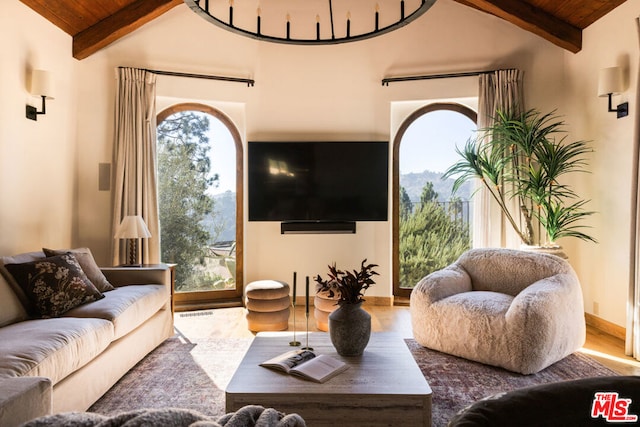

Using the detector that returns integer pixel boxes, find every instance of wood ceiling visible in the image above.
[20,0,627,60]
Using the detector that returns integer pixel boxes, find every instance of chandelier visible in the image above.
[184,0,436,45]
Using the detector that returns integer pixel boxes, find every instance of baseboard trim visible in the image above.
[393,296,410,306]
[295,296,393,307]
[364,296,394,306]
[585,313,626,341]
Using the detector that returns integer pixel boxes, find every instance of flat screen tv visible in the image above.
[248,141,389,222]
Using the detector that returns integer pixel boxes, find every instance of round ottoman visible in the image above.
[245,280,290,332]
[314,289,340,331]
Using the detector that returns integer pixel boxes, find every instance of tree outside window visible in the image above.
[157,110,236,292]
[398,107,476,290]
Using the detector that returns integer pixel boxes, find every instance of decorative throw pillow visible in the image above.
[4,254,104,318]
[43,247,115,292]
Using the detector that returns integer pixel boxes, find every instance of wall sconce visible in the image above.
[26,69,54,121]
[598,66,628,119]
[114,215,152,267]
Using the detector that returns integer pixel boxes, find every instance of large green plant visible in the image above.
[443,108,596,247]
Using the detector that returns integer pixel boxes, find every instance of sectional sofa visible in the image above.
[0,248,174,427]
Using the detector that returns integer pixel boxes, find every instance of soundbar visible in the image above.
[281,221,356,234]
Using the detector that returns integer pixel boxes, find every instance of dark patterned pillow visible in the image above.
[43,247,115,292]
[4,254,104,318]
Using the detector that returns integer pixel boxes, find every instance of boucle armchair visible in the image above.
[410,248,586,374]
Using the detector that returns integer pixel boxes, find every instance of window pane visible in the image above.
[399,109,475,289]
[157,110,237,293]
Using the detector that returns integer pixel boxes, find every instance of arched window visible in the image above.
[157,103,244,310]
[392,103,477,299]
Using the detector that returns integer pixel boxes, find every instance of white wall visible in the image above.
[563,0,640,327]
[13,1,616,310]
[72,0,566,298]
[0,2,77,255]
[3,0,636,328]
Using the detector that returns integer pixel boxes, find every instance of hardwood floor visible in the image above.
[582,325,640,376]
[174,304,640,376]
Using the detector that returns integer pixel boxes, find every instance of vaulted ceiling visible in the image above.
[20,0,627,60]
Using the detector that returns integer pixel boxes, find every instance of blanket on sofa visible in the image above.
[21,405,306,427]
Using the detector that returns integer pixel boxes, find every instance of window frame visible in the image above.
[392,102,477,301]
[157,103,245,309]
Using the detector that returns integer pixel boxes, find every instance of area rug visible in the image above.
[405,340,619,427]
[90,334,618,426]
[89,335,253,417]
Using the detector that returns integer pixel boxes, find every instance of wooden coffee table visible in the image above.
[225,332,432,426]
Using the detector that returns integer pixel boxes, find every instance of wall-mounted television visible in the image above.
[248,141,389,222]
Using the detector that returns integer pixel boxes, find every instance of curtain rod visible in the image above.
[148,69,255,87]
[381,69,514,86]
[119,67,255,87]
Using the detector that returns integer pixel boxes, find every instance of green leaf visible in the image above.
[443,107,596,246]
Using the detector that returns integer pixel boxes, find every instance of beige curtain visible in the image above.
[473,69,524,249]
[626,19,640,361]
[111,67,160,265]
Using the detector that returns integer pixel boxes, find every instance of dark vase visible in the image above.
[328,301,371,356]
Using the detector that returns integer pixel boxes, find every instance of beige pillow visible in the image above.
[0,251,46,311]
[0,274,29,327]
[43,247,115,292]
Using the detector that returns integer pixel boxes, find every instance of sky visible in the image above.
[205,108,477,195]
[399,110,477,174]
[207,116,237,195]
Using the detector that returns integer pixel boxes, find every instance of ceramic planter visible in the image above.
[328,301,371,356]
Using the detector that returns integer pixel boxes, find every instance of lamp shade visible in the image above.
[114,215,152,239]
[598,67,624,97]
[30,70,54,99]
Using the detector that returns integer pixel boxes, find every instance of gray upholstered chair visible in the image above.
[410,248,586,374]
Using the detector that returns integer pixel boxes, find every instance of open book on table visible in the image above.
[260,349,349,383]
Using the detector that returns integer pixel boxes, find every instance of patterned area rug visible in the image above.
[90,334,618,426]
[89,335,253,417]
[404,340,618,427]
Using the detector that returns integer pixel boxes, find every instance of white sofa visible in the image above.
[0,249,173,427]
[410,248,586,374]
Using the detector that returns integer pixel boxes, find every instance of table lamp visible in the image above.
[114,215,151,267]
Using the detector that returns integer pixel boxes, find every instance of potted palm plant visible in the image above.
[443,108,596,250]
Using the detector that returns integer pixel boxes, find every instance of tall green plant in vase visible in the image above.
[443,108,596,249]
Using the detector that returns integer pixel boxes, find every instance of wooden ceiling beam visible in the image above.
[73,0,182,60]
[454,0,582,53]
